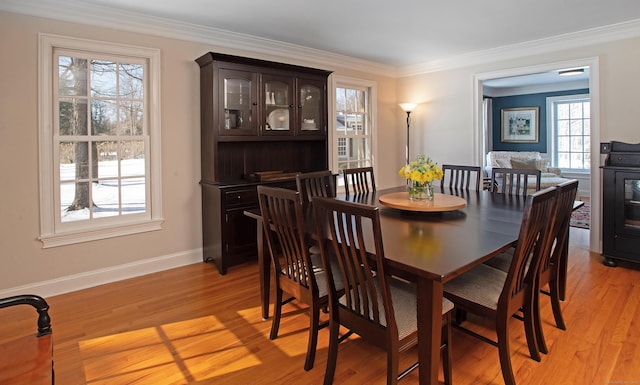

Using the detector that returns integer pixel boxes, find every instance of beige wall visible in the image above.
[2,8,639,295]
[397,36,640,253]
[398,39,640,164]
[0,11,399,295]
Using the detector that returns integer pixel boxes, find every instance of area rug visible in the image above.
[570,201,590,229]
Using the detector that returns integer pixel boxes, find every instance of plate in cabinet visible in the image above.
[267,109,289,130]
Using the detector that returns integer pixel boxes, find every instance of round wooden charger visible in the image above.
[379,192,466,212]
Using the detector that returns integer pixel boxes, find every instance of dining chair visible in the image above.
[483,179,578,354]
[312,196,454,385]
[296,170,336,207]
[342,166,376,196]
[296,170,336,254]
[491,167,541,196]
[533,179,578,352]
[555,180,581,302]
[443,186,557,385]
[441,164,481,192]
[256,185,343,371]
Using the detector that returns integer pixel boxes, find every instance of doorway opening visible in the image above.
[473,58,600,253]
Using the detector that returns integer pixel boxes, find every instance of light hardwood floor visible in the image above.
[2,228,640,384]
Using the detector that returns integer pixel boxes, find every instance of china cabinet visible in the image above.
[195,52,331,274]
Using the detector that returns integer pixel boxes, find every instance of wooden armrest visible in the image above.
[0,295,51,336]
[0,295,53,385]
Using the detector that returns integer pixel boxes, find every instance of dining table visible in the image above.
[245,185,535,385]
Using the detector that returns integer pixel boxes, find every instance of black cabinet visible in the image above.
[602,166,640,266]
[196,52,331,274]
[201,179,298,274]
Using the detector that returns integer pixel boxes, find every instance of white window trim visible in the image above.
[546,93,591,174]
[38,33,163,248]
[329,75,378,192]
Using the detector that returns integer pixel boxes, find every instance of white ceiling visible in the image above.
[483,67,591,93]
[60,0,640,67]
[2,0,640,85]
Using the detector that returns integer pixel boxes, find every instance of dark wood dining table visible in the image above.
[246,185,532,385]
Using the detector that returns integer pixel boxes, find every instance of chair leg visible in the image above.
[532,288,548,355]
[496,317,517,385]
[559,238,569,301]
[523,289,542,361]
[323,319,341,385]
[549,278,567,330]
[441,313,453,385]
[454,307,467,324]
[304,303,321,371]
[270,288,283,340]
[387,344,399,385]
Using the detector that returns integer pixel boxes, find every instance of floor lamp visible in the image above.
[399,102,417,165]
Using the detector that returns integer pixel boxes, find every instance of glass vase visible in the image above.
[408,180,434,201]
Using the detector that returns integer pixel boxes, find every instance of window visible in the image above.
[331,77,376,188]
[39,34,162,248]
[547,94,590,171]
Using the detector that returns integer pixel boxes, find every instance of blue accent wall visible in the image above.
[490,88,589,152]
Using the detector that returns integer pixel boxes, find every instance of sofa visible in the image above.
[485,151,571,190]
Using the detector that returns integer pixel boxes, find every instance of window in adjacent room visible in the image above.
[548,94,590,171]
[38,34,162,248]
[331,77,376,189]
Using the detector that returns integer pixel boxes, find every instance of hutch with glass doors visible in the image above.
[602,142,640,267]
[195,52,331,274]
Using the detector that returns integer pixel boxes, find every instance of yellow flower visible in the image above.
[399,155,443,184]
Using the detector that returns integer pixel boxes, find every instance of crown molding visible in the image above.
[398,19,640,77]
[0,0,396,77]
[2,0,639,78]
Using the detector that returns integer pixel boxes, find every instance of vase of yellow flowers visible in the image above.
[399,155,443,201]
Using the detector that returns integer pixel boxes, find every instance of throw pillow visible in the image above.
[535,159,549,172]
[510,158,538,170]
[495,158,512,168]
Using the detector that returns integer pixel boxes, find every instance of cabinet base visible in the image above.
[602,257,618,267]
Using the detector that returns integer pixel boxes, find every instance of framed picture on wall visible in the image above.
[501,107,539,143]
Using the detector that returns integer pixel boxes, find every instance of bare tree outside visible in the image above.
[58,56,91,212]
[57,55,145,222]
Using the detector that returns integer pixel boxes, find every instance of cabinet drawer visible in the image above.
[224,188,258,207]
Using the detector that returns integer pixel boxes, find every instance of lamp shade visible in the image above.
[399,102,417,112]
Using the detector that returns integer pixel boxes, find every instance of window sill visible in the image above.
[39,219,164,248]
[560,170,590,178]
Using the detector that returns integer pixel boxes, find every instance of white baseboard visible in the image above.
[0,249,203,298]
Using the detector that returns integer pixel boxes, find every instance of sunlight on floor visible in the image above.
[78,313,269,384]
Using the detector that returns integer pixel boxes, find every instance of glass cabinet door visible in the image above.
[624,177,640,229]
[263,74,292,134]
[297,78,325,136]
[219,69,257,135]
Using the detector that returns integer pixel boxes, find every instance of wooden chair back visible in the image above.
[491,167,541,196]
[502,187,557,312]
[541,180,579,282]
[257,185,315,300]
[343,166,376,196]
[296,170,336,207]
[441,164,481,191]
[313,197,391,330]
[532,179,579,352]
